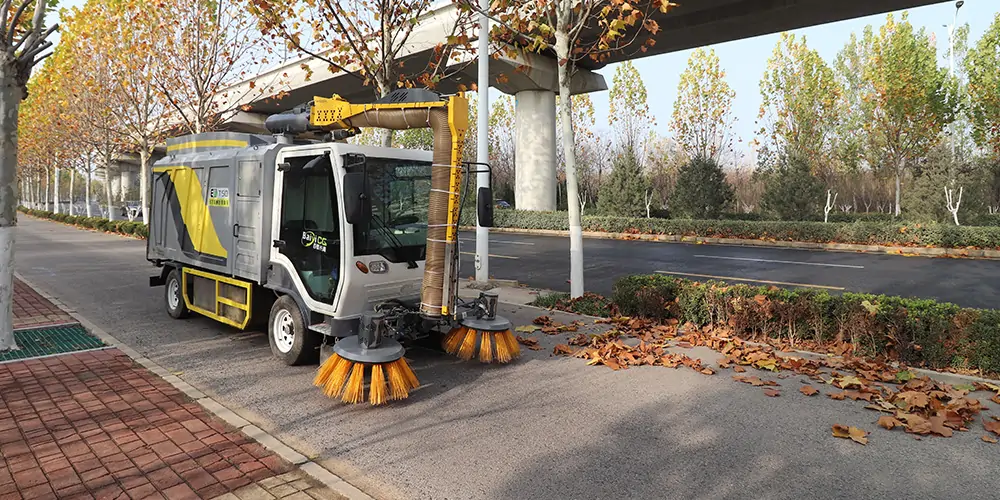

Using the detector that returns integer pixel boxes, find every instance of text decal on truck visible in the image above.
[208,187,230,207]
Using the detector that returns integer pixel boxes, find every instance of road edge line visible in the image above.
[13,272,376,500]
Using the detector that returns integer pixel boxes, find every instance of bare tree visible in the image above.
[824,189,838,223]
[945,184,963,225]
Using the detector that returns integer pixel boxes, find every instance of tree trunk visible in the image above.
[68,167,75,215]
[139,148,150,225]
[375,79,394,148]
[33,172,39,209]
[53,165,60,214]
[104,157,115,221]
[43,168,49,211]
[555,29,584,298]
[85,158,92,217]
[0,77,22,351]
[894,170,901,217]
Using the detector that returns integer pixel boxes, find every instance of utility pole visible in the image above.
[945,0,964,158]
[475,0,490,283]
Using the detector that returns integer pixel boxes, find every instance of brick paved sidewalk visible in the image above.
[2,277,348,500]
[12,277,76,330]
[0,349,342,500]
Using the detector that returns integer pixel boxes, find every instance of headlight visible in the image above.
[369,260,388,274]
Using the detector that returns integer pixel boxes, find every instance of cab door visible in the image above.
[271,152,342,306]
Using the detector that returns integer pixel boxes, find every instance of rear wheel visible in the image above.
[268,295,319,366]
[165,269,190,319]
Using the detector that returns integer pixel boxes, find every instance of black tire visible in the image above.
[165,269,190,319]
[268,295,319,366]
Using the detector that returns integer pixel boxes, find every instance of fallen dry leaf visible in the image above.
[800,386,819,396]
[532,316,552,326]
[832,424,868,445]
[878,415,903,430]
[984,419,1000,436]
[828,391,847,401]
[983,435,998,444]
[552,344,574,356]
[514,325,539,333]
[516,336,543,351]
[733,365,746,373]
[898,413,932,435]
[763,389,780,397]
[928,416,953,437]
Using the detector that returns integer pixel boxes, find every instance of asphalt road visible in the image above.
[13,217,1000,500]
[459,231,1000,309]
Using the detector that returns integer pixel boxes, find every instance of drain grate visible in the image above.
[0,324,106,362]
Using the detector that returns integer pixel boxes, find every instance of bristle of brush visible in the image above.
[323,354,352,397]
[386,360,411,400]
[457,328,478,360]
[314,352,341,387]
[494,330,519,364]
[443,326,467,355]
[342,363,366,404]
[478,332,493,363]
[369,364,388,406]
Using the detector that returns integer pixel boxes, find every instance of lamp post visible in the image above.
[475,0,490,283]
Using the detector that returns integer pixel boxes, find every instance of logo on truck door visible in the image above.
[208,187,230,207]
[301,231,328,253]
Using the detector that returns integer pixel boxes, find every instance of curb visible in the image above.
[462,226,1000,261]
[14,272,375,500]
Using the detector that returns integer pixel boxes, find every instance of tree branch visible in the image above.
[6,0,32,46]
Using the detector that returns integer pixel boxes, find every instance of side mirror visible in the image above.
[343,172,372,228]
[477,186,494,228]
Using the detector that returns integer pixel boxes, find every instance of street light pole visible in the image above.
[475,0,490,283]
[947,0,964,158]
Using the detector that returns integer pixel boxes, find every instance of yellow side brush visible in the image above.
[313,353,420,405]
[443,325,520,363]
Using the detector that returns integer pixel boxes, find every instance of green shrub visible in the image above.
[532,292,615,317]
[134,224,149,239]
[611,274,1000,375]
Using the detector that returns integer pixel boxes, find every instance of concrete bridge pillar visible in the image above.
[120,166,136,199]
[514,89,557,211]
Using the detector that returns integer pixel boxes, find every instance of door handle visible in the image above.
[233,223,239,238]
[272,239,286,250]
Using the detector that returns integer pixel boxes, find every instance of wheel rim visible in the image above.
[167,279,180,311]
[272,309,295,353]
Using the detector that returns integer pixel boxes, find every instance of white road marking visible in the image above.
[459,252,519,260]
[655,271,845,291]
[693,254,864,269]
[491,239,535,246]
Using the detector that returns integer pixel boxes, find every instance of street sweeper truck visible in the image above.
[146,89,518,405]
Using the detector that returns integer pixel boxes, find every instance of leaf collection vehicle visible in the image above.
[147,89,518,405]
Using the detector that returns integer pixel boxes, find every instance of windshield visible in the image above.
[350,157,432,263]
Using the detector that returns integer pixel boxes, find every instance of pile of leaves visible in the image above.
[533,314,1000,445]
[611,273,1000,376]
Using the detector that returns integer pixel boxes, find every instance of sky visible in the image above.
[51,0,998,158]
[582,0,998,160]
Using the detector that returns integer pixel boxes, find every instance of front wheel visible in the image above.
[268,295,319,366]
[165,269,190,319]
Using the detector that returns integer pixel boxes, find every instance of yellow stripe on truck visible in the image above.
[153,166,228,259]
[166,139,248,153]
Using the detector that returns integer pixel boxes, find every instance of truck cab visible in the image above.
[267,143,431,336]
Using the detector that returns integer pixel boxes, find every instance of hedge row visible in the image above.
[463,209,1000,249]
[611,274,1000,375]
[19,207,149,239]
